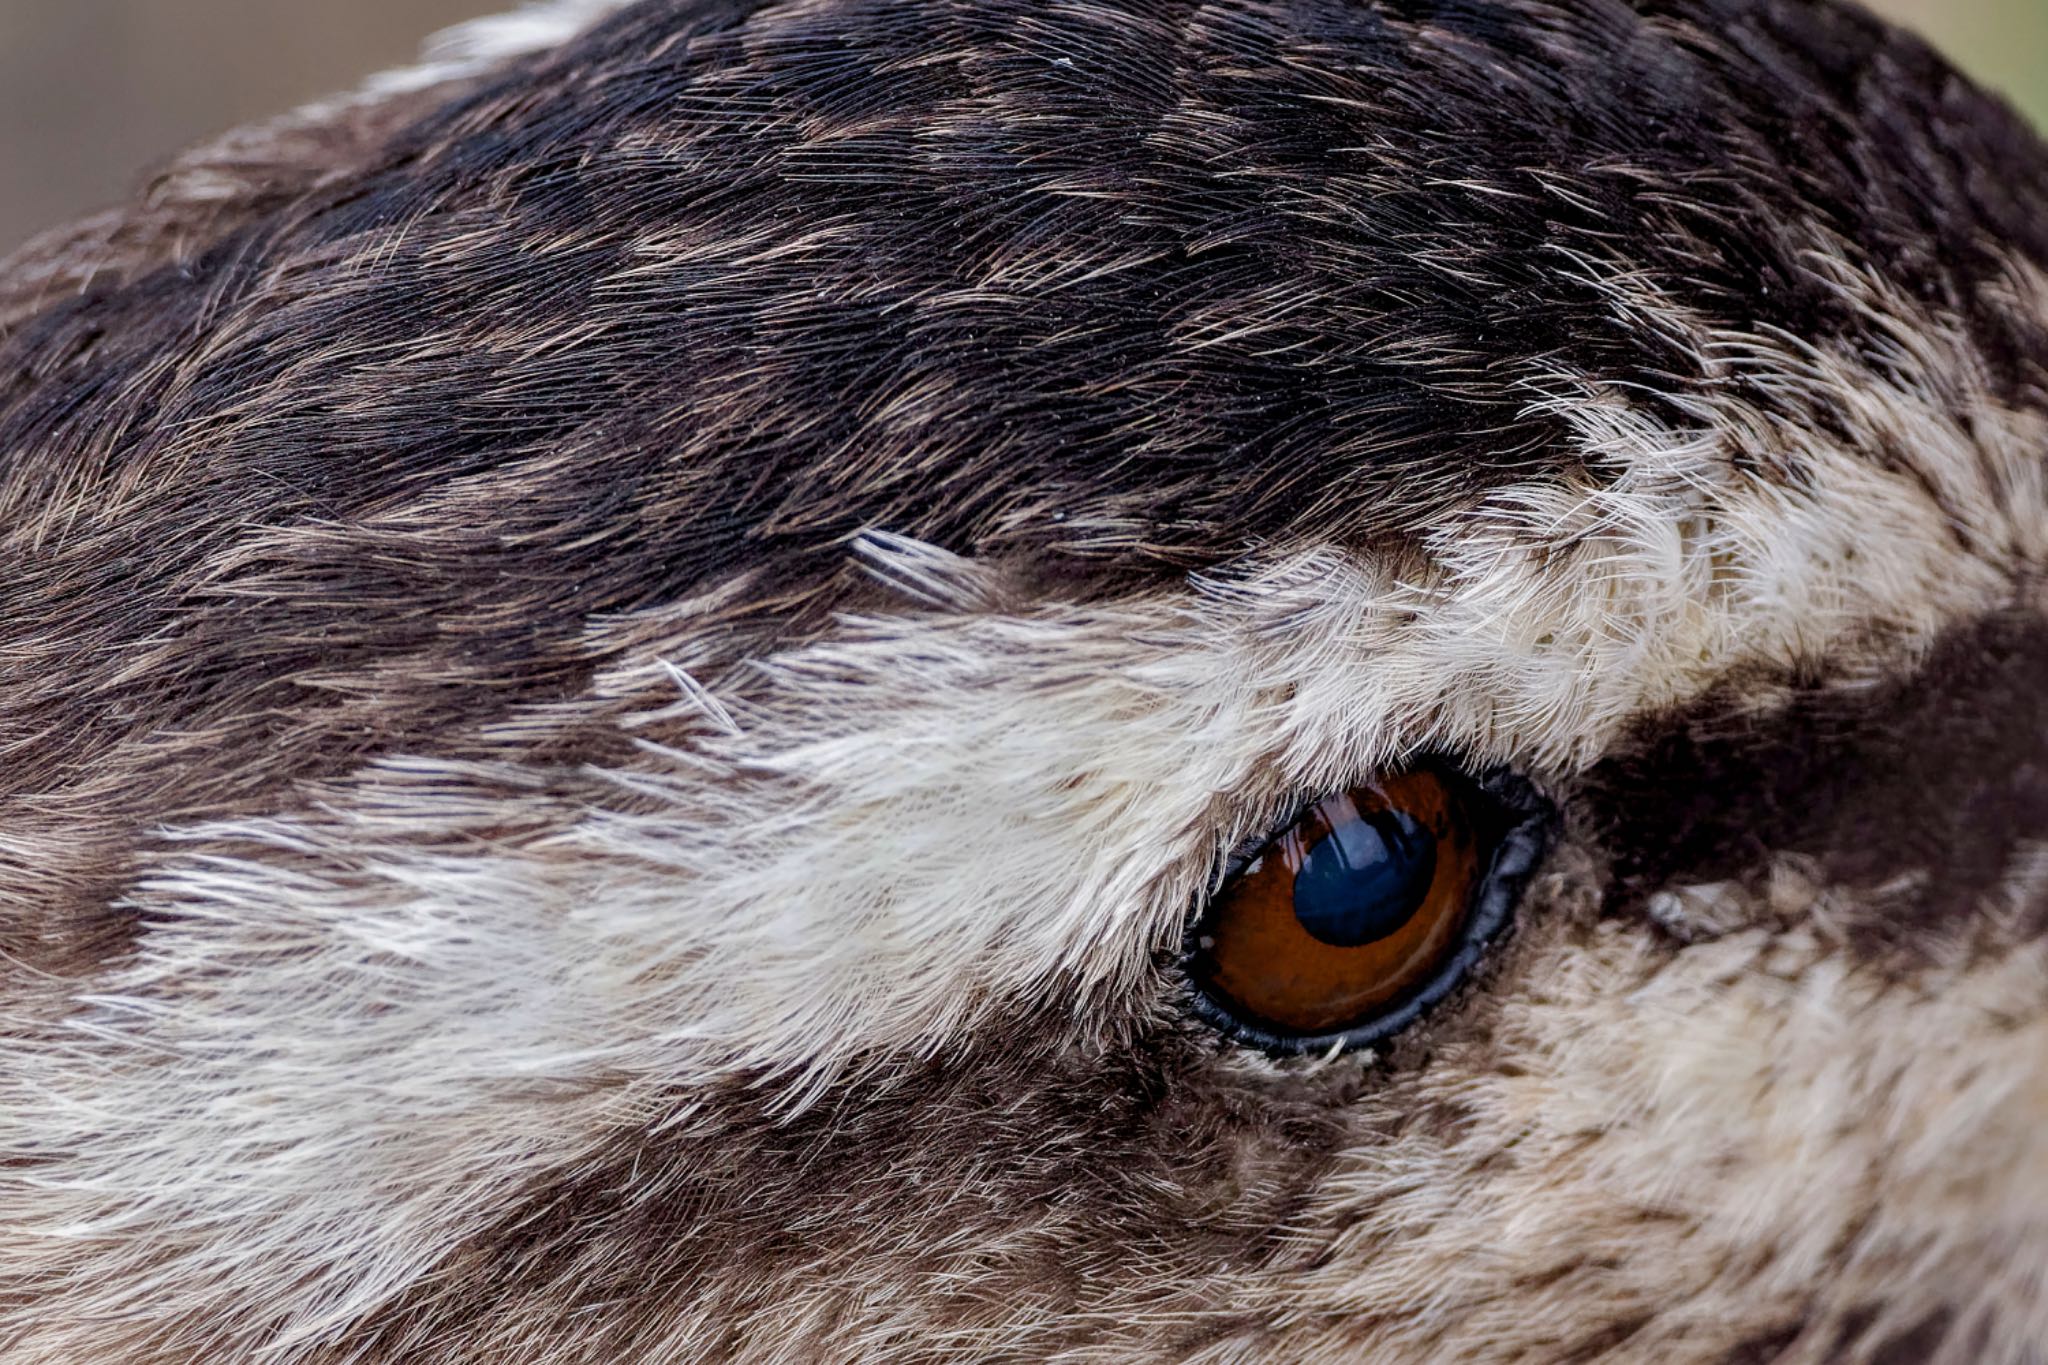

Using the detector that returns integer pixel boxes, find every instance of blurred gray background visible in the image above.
[0,0,2043,255]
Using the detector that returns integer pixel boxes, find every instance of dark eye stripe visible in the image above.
[1582,612,2048,953]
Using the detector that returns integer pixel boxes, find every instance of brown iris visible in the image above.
[1191,768,1482,1037]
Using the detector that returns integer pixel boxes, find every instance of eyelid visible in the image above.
[1210,766,1547,898]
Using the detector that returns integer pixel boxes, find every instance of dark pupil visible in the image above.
[1291,805,1437,947]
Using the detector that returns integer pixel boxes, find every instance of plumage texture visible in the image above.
[0,0,2043,1360]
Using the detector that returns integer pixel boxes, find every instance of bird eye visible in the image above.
[1187,764,1548,1054]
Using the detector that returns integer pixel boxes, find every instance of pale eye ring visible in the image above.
[1184,763,1551,1055]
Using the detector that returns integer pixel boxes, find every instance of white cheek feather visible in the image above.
[365,0,642,96]
[0,228,2042,1354]
[1274,906,2048,1364]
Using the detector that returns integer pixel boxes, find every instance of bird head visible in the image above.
[0,1,2044,1360]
